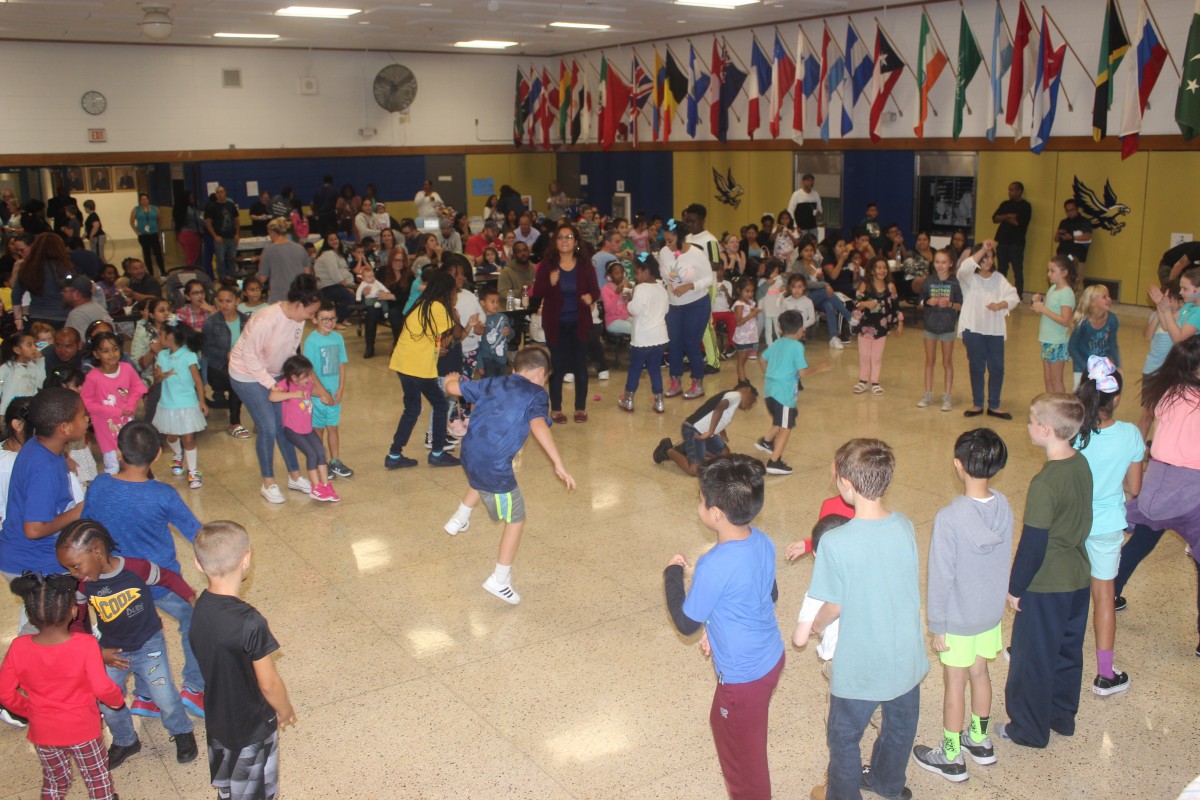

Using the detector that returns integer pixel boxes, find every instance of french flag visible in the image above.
[749,38,772,139]
[770,31,796,138]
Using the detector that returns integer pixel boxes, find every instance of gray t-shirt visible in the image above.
[65,301,113,338]
[258,241,312,304]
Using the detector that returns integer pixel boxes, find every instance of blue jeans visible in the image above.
[666,295,711,381]
[961,330,1005,410]
[232,378,299,479]
[625,344,664,394]
[322,284,356,323]
[810,287,850,339]
[827,682,920,800]
[391,373,447,454]
[214,238,238,278]
[102,631,194,745]
[154,591,203,692]
[201,233,216,279]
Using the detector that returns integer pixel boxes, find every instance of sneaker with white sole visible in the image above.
[941,394,953,412]
[830,337,845,350]
[597,370,610,380]
[0,706,28,727]
[424,432,459,450]
[444,516,470,535]
[959,733,997,765]
[1093,670,1130,696]
[483,575,520,604]
[755,437,775,453]
[766,459,794,475]
[260,484,285,504]
[911,744,968,782]
[329,459,354,478]
[916,392,934,408]
[287,476,312,494]
[187,470,202,490]
[170,456,184,476]
[563,373,575,383]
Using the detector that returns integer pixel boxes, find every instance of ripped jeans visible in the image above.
[101,631,194,745]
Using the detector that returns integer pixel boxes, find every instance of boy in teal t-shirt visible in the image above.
[757,310,823,477]
[303,301,352,478]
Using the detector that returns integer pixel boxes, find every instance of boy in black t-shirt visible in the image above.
[191,521,295,800]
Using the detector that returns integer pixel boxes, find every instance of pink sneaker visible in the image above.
[312,483,340,502]
[663,379,683,398]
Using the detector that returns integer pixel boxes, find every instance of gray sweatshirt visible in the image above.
[927,491,1014,636]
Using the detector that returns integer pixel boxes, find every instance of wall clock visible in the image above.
[81,91,107,116]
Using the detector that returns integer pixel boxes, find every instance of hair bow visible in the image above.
[1086,355,1119,393]
[167,313,180,326]
[636,252,651,264]
[666,217,680,233]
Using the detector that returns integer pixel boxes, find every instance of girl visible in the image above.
[798,242,851,350]
[201,286,251,437]
[0,573,126,800]
[0,397,32,523]
[601,261,633,336]
[630,214,652,254]
[479,246,502,274]
[771,210,800,268]
[238,277,268,315]
[711,262,736,357]
[0,332,46,417]
[957,240,1020,419]
[1031,256,1077,392]
[289,197,309,240]
[1073,357,1144,696]
[619,254,670,413]
[1138,284,1184,438]
[95,264,123,315]
[761,259,785,346]
[916,249,963,411]
[852,257,903,395]
[731,279,762,387]
[270,355,338,502]
[780,275,816,334]
[1068,284,1120,389]
[131,297,170,420]
[176,279,214,332]
[1149,265,1200,343]
[153,321,207,489]
[44,367,97,491]
[81,332,147,474]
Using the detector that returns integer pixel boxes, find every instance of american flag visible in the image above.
[630,53,653,147]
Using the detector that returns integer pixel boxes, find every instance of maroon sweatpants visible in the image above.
[709,653,785,800]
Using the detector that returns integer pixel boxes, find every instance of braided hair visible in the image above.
[9,572,78,630]
[56,518,119,557]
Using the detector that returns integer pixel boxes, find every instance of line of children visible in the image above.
[618,253,670,413]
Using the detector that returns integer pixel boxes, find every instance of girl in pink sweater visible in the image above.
[81,332,147,474]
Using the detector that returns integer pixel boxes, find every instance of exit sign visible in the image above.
[88,128,107,143]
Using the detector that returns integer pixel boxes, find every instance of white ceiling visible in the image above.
[0,0,897,56]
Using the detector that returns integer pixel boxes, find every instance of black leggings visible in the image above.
[283,428,326,471]
[207,365,242,426]
[138,233,165,275]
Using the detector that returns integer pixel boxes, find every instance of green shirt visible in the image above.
[1037,284,1075,345]
[1023,454,1092,592]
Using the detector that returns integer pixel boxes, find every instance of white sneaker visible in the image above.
[260,484,285,504]
[941,394,953,412]
[287,476,312,494]
[916,392,934,408]
[444,516,470,536]
[597,370,610,380]
[563,373,575,383]
[830,337,844,350]
[483,575,521,605]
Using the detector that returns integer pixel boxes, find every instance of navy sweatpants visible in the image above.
[1004,587,1089,748]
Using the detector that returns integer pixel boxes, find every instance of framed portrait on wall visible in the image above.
[114,166,137,191]
[65,167,85,192]
[87,166,113,193]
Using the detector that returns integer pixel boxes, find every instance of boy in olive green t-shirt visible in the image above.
[998,394,1092,749]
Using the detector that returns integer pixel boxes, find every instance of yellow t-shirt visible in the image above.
[0,287,12,313]
[389,302,452,378]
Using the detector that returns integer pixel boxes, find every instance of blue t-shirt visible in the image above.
[303,330,347,395]
[1076,421,1145,537]
[1067,313,1120,373]
[156,347,200,409]
[0,439,75,575]
[558,267,578,323]
[681,527,784,684]
[82,474,201,599]
[482,313,512,361]
[762,337,808,407]
[807,513,929,701]
[1178,302,1200,334]
[459,375,550,493]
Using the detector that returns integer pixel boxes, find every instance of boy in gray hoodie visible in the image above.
[912,428,1013,782]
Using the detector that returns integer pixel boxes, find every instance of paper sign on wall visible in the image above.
[471,178,495,196]
[1171,233,1194,247]
[206,182,219,197]
[615,180,625,192]
[579,175,588,186]
[246,181,259,197]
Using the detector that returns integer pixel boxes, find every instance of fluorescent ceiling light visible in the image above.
[674,0,758,7]
[214,32,280,39]
[454,40,517,49]
[275,6,361,18]
[549,21,611,30]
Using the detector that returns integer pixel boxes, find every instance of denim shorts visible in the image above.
[680,422,728,465]
[924,330,956,342]
[1040,342,1069,363]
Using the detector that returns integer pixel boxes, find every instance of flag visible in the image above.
[869,26,905,142]
[1092,0,1130,140]
[792,27,813,142]
[540,66,554,149]
[558,60,572,142]
[526,67,542,147]
[513,68,529,146]
[987,2,1013,141]
[686,44,711,138]
[1119,2,1168,158]
[843,23,872,135]
[953,10,984,139]
[598,54,631,151]
[817,26,832,134]
[662,49,688,142]
[652,48,664,141]
[1005,1,1035,130]
[914,11,949,137]
[1177,0,1200,140]
[748,37,771,138]
[630,53,652,147]
[571,63,591,144]
[1030,10,1066,154]
[717,50,747,143]
[709,38,726,139]
[770,31,796,138]
[821,43,845,142]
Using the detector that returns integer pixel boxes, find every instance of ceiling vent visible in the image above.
[222,69,242,89]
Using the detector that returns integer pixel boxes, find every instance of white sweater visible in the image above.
[957,256,1020,339]
[627,281,670,347]
[659,245,714,307]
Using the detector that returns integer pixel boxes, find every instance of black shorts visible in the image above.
[765,397,796,429]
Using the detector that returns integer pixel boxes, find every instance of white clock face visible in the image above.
[81,91,107,116]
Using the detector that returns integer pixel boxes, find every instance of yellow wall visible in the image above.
[673,151,793,238]
[465,153,556,218]
[1141,152,1200,301]
[974,152,1059,295]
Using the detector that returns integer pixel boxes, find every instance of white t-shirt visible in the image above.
[787,188,823,229]
[732,300,759,345]
[798,593,839,661]
[781,295,816,328]
[627,281,669,348]
[0,447,17,521]
[414,191,443,220]
[661,245,715,307]
[356,279,387,303]
[456,290,484,354]
[688,390,742,436]
[713,279,733,312]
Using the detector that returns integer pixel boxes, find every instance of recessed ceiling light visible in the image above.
[674,0,759,8]
[454,40,516,49]
[275,6,362,18]
[214,32,280,39]
[549,21,611,30]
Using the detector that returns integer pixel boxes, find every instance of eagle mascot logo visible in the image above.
[713,167,745,209]
[1072,177,1130,236]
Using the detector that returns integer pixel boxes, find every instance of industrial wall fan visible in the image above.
[373,64,418,113]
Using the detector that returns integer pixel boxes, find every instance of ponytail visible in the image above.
[1073,356,1122,450]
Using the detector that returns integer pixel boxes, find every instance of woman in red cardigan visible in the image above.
[531,222,600,423]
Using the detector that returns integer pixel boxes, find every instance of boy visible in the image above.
[478,288,512,378]
[997,394,1092,748]
[441,346,575,605]
[807,439,927,800]
[191,521,295,800]
[303,300,352,478]
[81,421,205,718]
[912,428,1012,781]
[653,383,757,477]
[663,455,784,800]
[755,310,825,476]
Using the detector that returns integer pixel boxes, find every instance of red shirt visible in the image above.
[819,495,855,519]
[464,233,495,260]
[0,633,124,746]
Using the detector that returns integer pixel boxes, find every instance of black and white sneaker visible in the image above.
[959,732,997,765]
[1114,595,1127,611]
[424,432,459,450]
[483,575,520,605]
[911,745,968,782]
[0,706,28,728]
[766,459,793,475]
[754,437,775,453]
[1093,670,1130,696]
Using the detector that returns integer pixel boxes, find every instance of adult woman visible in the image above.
[354,199,376,243]
[12,233,72,328]
[740,224,763,262]
[129,193,165,276]
[454,213,471,242]
[900,231,937,301]
[500,230,516,263]
[531,222,600,423]
[482,194,499,222]
[173,192,204,267]
[378,227,397,258]
[660,218,714,400]
[314,232,356,327]
[95,264,123,315]
[82,200,105,261]
[335,184,360,237]
[229,274,329,503]
[949,229,970,264]
[502,209,519,233]
[0,234,30,282]
[770,209,801,269]
[720,234,746,279]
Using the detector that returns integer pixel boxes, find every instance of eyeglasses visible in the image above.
[316,316,337,323]
[557,234,576,241]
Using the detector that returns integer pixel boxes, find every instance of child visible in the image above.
[441,346,575,604]
[82,421,206,718]
[652,383,757,477]
[1031,256,1077,393]
[780,274,816,335]
[618,254,669,413]
[55,519,198,768]
[176,279,214,332]
[190,521,295,800]
[917,249,963,411]
[1068,284,1120,389]
[201,286,251,439]
[303,302,353,477]
[479,288,513,379]
[0,573,126,800]
[30,321,55,353]
[238,277,268,315]
[911,428,1012,782]
[131,297,170,421]
[731,278,762,386]
[761,259,785,345]
[806,438,928,800]
[998,393,1092,748]
[601,261,633,336]
[479,246,502,273]
[1137,283,1183,437]
[663,455,784,800]
[852,257,903,396]
[1073,358,1143,695]
[270,355,339,502]
[711,262,736,357]
[958,240,1020,419]
[0,331,46,417]
[152,321,207,489]
[43,367,98,491]
[81,331,147,474]
[756,310,823,476]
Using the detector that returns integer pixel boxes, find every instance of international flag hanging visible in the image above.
[714,40,747,143]
[770,31,796,138]
[820,37,845,142]
[558,59,573,143]
[662,49,688,143]
[514,68,529,146]
[1030,9,1066,154]
[653,48,665,141]
[1092,0,1130,140]
[914,10,949,137]
[1177,0,1200,140]
[817,25,833,137]
[987,2,1013,141]
[598,54,631,151]
[869,26,905,142]
[686,44,712,138]
[843,23,873,135]
[526,67,542,147]
[1118,1,1168,158]
[540,66,554,149]
[571,62,591,144]
[953,10,984,140]
[709,38,726,139]
[748,37,772,138]
[1005,0,1036,133]
[792,27,814,142]
[630,53,653,147]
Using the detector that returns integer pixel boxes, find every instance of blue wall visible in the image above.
[572,152,673,220]
[196,155,427,206]
[841,151,916,239]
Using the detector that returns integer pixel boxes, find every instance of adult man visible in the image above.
[513,213,540,249]
[257,217,312,304]
[592,230,623,287]
[399,218,422,255]
[546,181,571,221]
[465,222,500,264]
[204,186,241,279]
[436,219,463,255]
[120,258,163,303]
[67,236,102,279]
[1159,240,1200,286]
[1054,199,1092,268]
[62,275,112,338]
[249,189,272,237]
[270,186,293,219]
[43,327,83,373]
[46,186,78,223]
[497,241,536,299]
[414,179,443,220]
[787,173,823,239]
[1,188,17,225]
[312,174,339,235]
[991,181,1032,297]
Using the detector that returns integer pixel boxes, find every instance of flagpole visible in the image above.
[959,0,993,79]
[1143,0,1182,79]
[921,5,971,114]
[629,49,651,131]
[688,38,742,122]
[875,17,940,115]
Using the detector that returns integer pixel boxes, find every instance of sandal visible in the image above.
[852,381,869,394]
[551,411,569,424]
[229,426,252,439]
[871,384,884,396]
[573,410,588,423]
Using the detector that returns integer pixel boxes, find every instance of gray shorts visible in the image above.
[209,730,278,800]
[479,487,526,523]
[924,330,956,342]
